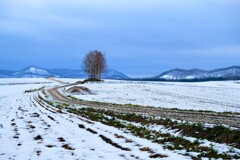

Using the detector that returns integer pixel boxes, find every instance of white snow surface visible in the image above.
[0,78,52,84]
[25,67,50,75]
[0,78,189,160]
[67,80,240,112]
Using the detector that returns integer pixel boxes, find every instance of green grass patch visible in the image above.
[66,107,240,159]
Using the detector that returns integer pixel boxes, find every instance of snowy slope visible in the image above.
[0,79,187,160]
[1,78,240,159]
[0,66,129,79]
[48,69,87,78]
[156,66,240,80]
[12,66,57,78]
[102,69,129,80]
[67,80,240,112]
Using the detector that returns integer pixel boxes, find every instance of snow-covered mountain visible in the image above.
[102,69,129,80]
[48,68,129,79]
[1,66,239,81]
[0,66,129,79]
[12,66,57,78]
[155,66,240,80]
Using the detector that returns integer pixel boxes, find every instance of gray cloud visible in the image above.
[0,0,239,76]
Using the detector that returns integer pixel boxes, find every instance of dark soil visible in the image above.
[58,137,66,142]
[86,128,98,134]
[149,154,168,158]
[47,116,55,121]
[34,135,43,141]
[62,144,75,150]
[99,134,131,151]
[78,124,85,129]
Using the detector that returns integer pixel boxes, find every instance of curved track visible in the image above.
[46,82,240,128]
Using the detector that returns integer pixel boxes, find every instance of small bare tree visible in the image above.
[83,50,107,79]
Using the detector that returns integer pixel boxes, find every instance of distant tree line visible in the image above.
[131,77,240,82]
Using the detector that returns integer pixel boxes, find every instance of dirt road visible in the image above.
[46,83,240,128]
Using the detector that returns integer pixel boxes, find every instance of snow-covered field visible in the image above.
[1,78,240,159]
[67,80,240,112]
[0,78,54,97]
[0,78,189,159]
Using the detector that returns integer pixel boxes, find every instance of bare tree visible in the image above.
[83,50,107,79]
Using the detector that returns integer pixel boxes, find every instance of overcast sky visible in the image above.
[0,0,239,76]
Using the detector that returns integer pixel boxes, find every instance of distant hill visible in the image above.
[0,66,129,80]
[130,66,240,82]
[153,66,240,81]
[1,66,239,81]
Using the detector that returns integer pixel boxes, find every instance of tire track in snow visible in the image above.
[30,95,142,160]
[33,94,189,160]
[46,84,240,128]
